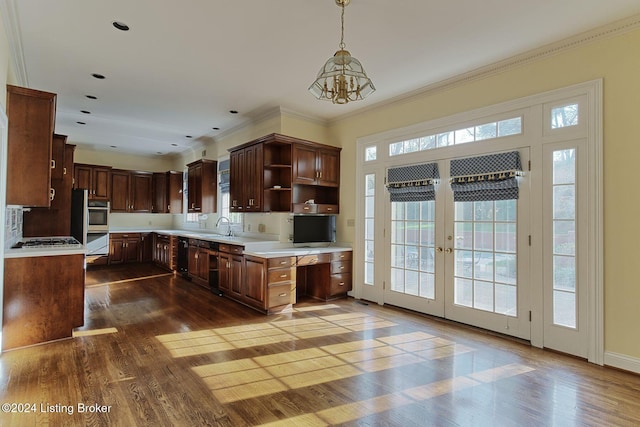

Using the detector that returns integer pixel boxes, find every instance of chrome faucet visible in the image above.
[215,216,233,236]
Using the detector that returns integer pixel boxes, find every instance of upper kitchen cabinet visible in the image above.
[152,171,183,213]
[187,159,217,213]
[292,143,340,187]
[74,163,111,200]
[6,85,56,207]
[230,143,263,212]
[111,169,153,213]
[23,135,75,237]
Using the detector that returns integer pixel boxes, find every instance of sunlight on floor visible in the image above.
[85,273,173,288]
[155,305,535,425]
[73,327,119,337]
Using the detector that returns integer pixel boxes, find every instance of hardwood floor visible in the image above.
[1,263,639,426]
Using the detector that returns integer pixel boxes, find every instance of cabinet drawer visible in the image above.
[111,232,140,239]
[331,251,352,261]
[317,204,338,214]
[331,260,352,275]
[329,273,352,296]
[267,268,296,284]
[292,203,317,214]
[268,283,295,308]
[219,244,243,255]
[297,253,330,265]
[268,257,296,269]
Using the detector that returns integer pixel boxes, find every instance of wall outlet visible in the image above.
[258,223,266,233]
[347,219,355,227]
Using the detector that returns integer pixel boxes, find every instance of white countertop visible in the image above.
[108,228,351,258]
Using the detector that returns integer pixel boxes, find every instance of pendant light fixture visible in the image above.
[309,0,375,104]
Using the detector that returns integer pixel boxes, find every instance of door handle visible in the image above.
[436,247,443,253]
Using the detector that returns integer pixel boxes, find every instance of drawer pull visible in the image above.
[278,293,287,297]
[280,274,287,278]
[339,266,344,270]
[339,282,345,286]
[280,261,287,265]
[303,206,310,210]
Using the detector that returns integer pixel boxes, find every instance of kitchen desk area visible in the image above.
[3,237,85,351]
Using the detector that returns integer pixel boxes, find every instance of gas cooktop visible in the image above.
[12,237,82,249]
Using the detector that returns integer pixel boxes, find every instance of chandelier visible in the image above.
[309,0,375,104]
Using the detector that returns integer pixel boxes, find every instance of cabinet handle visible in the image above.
[51,159,56,169]
[339,282,345,286]
[279,293,287,297]
[167,205,170,212]
[63,167,67,175]
[327,207,333,211]
[280,274,287,278]
[319,172,322,179]
[191,203,195,209]
[279,261,287,265]
[339,266,344,270]
[50,188,55,201]
[303,206,310,210]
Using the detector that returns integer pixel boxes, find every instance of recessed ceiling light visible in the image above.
[156,152,163,155]
[229,110,238,114]
[212,127,220,130]
[185,135,193,138]
[92,73,106,79]
[110,145,117,148]
[76,121,86,125]
[171,143,178,147]
[112,21,130,31]
[81,110,91,114]
[85,95,98,100]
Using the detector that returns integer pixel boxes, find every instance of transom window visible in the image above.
[389,117,522,157]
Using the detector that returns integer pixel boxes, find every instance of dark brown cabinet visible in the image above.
[6,84,56,207]
[218,244,243,299]
[153,233,176,270]
[74,164,111,200]
[23,135,75,237]
[110,170,152,212]
[244,255,267,309]
[153,171,183,213]
[291,142,340,213]
[187,159,217,213]
[230,144,263,212]
[188,239,214,288]
[109,233,141,264]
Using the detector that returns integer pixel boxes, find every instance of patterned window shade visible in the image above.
[450,151,522,202]
[386,163,439,202]
[218,159,230,193]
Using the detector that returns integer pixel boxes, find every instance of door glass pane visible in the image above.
[364,173,375,286]
[390,200,436,299]
[552,149,577,328]
[454,200,518,317]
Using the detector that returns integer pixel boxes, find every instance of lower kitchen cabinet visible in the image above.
[153,233,176,271]
[218,244,244,300]
[3,254,85,351]
[109,233,141,264]
[305,251,352,301]
[244,255,267,310]
[188,239,212,288]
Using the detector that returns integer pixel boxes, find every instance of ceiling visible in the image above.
[3,1,640,156]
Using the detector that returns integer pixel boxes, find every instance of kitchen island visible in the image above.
[111,229,353,314]
[3,237,85,351]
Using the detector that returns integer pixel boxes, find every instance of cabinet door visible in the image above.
[317,149,340,187]
[167,171,183,214]
[152,173,167,213]
[50,134,67,181]
[292,144,318,185]
[197,249,210,281]
[246,144,263,211]
[230,150,244,212]
[74,165,92,190]
[109,238,125,264]
[230,254,244,298]
[110,171,130,212]
[131,172,153,212]
[125,237,141,263]
[244,256,266,308]
[6,85,56,207]
[140,233,153,262]
[218,252,230,292]
[188,246,199,277]
[188,163,202,212]
[92,167,111,199]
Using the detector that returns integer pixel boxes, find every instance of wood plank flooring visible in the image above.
[1,263,639,426]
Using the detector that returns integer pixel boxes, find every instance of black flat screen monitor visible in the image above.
[293,215,336,244]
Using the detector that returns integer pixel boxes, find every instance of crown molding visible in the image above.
[0,0,28,86]
[330,13,640,125]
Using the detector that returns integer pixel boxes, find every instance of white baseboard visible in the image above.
[604,351,640,374]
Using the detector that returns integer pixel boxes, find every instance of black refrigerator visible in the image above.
[70,189,88,244]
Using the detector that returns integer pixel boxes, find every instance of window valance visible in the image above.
[218,159,230,192]
[386,162,439,202]
[450,151,522,202]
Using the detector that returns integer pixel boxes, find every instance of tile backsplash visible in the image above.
[5,206,22,249]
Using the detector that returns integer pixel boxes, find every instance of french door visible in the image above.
[381,148,530,340]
